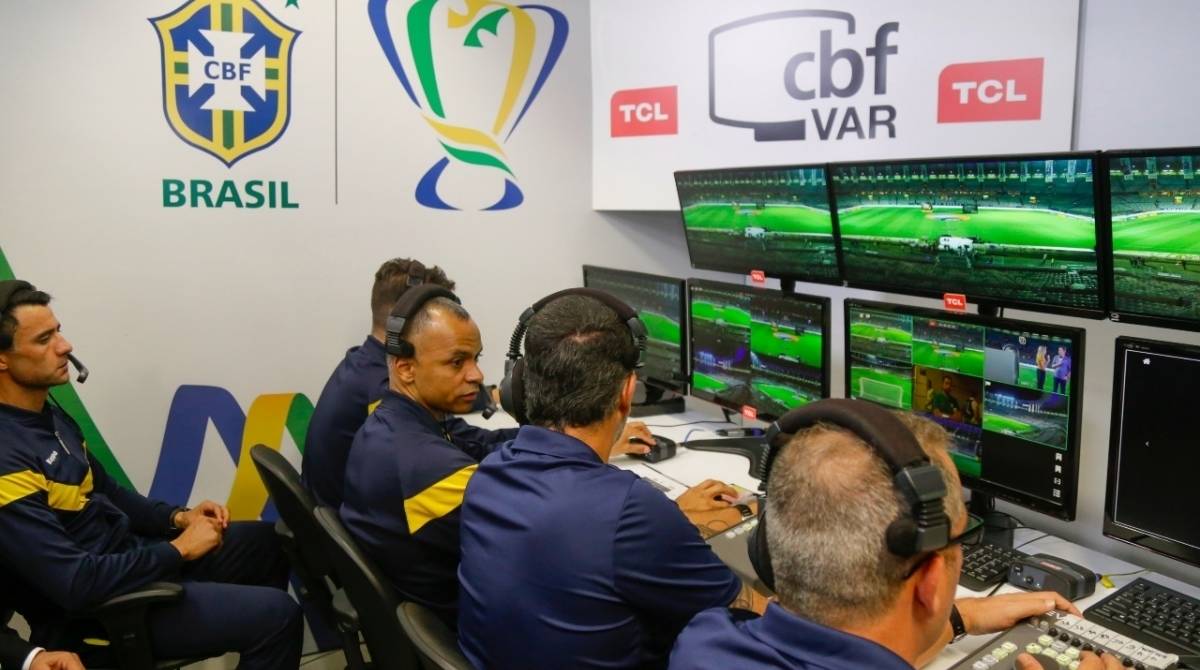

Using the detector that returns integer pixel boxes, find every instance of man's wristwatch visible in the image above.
[949,603,968,643]
[169,506,190,531]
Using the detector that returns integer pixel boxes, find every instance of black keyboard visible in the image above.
[959,542,1028,591]
[1085,578,1200,657]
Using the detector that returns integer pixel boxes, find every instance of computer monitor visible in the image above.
[831,153,1106,318]
[582,266,688,395]
[844,299,1085,521]
[674,165,840,284]
[1106,148,1200,331]
[1104,337,1200,569]
[688,279,830,421]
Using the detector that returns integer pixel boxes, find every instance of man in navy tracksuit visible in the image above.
[302,258,458,510]
[0,281,301,668]
[339,291,656,628]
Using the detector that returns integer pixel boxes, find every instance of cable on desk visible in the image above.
[986,581,1006,597]
[1098,568,1149,589]
[644,419,735,429]
[1014,533,1050,550]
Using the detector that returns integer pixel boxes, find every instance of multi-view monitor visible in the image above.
[1104,337,1200,570]
[675,165,840,284]
[1107,149,1200,331]
[688,279,830,421]
[831,154,1105,318]
[582,265,688,394]
[845,299,1085,520]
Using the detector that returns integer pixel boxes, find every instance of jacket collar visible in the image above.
[509,425,603,465]
[748,603,913,669]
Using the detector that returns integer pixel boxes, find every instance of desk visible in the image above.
[467,408,1200,669]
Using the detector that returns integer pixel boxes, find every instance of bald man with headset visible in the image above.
[669,399,1121,670]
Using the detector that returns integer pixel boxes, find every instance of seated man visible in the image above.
[302,257,458,509]
[668,404,1121,670]
[458,292,760,670]
[0,280,301,669]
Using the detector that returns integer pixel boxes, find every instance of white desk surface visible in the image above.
[467,407,1200,669]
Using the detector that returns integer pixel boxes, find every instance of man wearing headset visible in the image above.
[668,407,1121,670]
[0,281,301,669]
[302,257,459,510]
[339,291,656,629]
[457,292,763,670]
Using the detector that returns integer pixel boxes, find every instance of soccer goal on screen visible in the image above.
[858,377,905,407]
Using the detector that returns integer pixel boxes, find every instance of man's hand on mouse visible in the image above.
[611,421,654,456]
[676,479,738,514]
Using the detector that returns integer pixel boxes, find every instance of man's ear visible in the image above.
[912,551,950,616]
[0,351,8,373]
[618,373,637,416]
[390,354,416,385]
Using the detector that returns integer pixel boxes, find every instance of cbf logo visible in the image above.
[367,0,568,210]
[709,10,897,142]
[151,0,299,167]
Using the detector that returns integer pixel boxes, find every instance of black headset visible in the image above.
[748,398,950,593]
[384,283,462,358]
[498,287,647,425]
[0,279,88,383]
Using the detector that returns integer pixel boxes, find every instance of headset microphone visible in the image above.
[67,353,89,384]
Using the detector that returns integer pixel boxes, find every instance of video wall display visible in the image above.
[689,279,829,420]
[675,166,839,284]
[831,156,1103,317]
[583,266,687,393]
[1107,151,1200,330]
[846,300,1084,519]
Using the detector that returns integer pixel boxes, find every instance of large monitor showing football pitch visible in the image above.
[1106,149,1200,331]
[845,299,1085,520]
[674,165,840,284]
[583,265,688,394]
[689,279,830,421]
[1104,337,1200,570]
[832,154,1105,318]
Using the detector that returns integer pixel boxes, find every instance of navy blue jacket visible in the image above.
[339,391,516,625]
[458,426,741,670]
[302,336,389,509]
[0,402,183,625]
[669,602,914,670]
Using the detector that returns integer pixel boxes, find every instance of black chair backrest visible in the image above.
[249,445,332,578]
[314,506,420,670]
[397,601,472,670]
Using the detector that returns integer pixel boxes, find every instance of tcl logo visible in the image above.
[943,293,967,311]
[611,86,678,137]
[937,58,1043,123]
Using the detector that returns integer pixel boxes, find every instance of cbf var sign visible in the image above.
[151,0,300,166]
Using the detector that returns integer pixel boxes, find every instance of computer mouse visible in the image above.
[628,434,677,463]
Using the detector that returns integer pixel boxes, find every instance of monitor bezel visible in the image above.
[687,277,831,423]
[830,150,1110,320]
[1103,147,1200,333]
[843,298,1086,521]
[673,163,845,287]
[1103,336,1200,570]
[582,265,690,394]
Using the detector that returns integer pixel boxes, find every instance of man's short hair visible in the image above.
[396,297,472,358]
[0,285,52,351]
[371,258,455,330]
[522,295,638,430]
[764,412,962,628]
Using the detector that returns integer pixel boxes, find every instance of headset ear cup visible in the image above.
[885,520,919,558]
[747,509,775,594]
[499,358,527,425]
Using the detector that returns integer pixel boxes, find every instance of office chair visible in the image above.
[313,506,422,670]
[397,601,472,670]
[85,582,203,670]
[249,445,367,670]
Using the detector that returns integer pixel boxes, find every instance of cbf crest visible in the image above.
[151,0,299,166]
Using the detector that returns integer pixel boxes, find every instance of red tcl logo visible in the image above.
[937,58,1043,123]
[943,293,967,311]
[611,86,678,137]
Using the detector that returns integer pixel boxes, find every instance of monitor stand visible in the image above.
[968,492,1018,549]
[630,384,686,418]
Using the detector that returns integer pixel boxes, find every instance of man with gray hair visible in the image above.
[669,406,1122,669]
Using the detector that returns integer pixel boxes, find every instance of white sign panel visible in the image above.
[591,0,1081,210]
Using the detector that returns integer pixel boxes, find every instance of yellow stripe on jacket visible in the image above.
[0,468,93,511]
[404,464,478,535]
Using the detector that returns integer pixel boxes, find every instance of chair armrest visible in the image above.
[92,582,184,614]
[88,583,185,670]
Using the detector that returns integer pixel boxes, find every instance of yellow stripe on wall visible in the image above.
[404,464,478,535]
